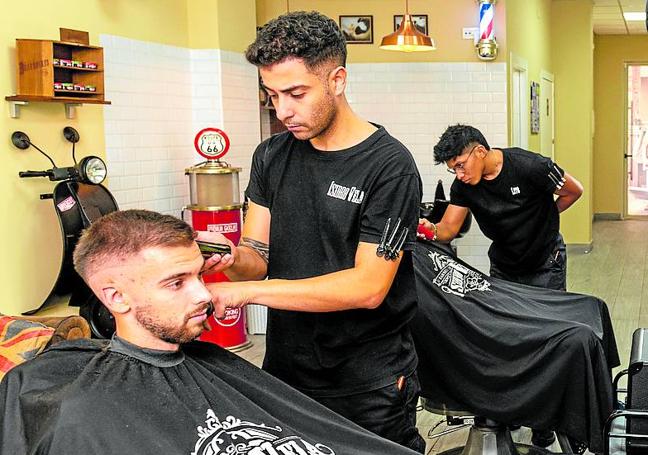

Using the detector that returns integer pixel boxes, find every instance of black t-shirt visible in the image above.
[245,126,422,396]
[450,147,564,273]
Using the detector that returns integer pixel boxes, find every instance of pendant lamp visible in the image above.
[380,0,436,52]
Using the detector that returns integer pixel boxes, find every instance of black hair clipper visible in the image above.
[196,240,231,259]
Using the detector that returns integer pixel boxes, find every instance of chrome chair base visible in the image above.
[439,419,554,455]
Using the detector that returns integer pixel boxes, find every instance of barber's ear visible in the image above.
[100,287,130,314]
[329,66,347,96]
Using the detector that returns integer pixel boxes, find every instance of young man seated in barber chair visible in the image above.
[0,209,420,455]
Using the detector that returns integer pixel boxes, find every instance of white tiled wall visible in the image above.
[190,49,224,139]
[101,37,260,217]
[347,62,508,272]
[101,40,505,271]
[219,51,262,193]
[101,36,195,216]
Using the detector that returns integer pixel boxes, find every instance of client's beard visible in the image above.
[135,302,212,345]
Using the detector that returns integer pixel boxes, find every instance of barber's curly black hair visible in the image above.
[433,124,491,164]
[245,11,347,71]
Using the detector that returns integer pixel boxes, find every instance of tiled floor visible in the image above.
[568,219,648,376]
[236,219,648,454]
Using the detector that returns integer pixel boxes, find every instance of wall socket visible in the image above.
[462,27,479,41]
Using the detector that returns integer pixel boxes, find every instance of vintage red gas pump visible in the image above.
[183,128,251,352]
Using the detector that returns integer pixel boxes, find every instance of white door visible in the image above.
[510,53,529,149]
[540,71,555,160]
[626,64,648,216]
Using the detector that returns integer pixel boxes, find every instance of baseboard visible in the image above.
[567,242,594,254]
[594,213,622,221]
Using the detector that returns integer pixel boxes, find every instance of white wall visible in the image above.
[101,41,505,272]
[101,36,194,216]
[101,36,260,217]
[346,62,508,272]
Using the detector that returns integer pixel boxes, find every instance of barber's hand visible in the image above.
[205,281,252,319]
[196,230,236,275]
[417,219,434,239]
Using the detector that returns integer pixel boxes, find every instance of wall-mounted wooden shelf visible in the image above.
[5,94,111,119]
[6,35,111,118]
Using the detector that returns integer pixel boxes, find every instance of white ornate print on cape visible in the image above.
[192,410,336,455]
[427,251,491,297]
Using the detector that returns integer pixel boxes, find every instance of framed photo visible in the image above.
[339,15,373,44]
[394,14,428,35]
[530,81,540,134]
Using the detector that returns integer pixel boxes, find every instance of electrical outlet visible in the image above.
[462,27,478,40]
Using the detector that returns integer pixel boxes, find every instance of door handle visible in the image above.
[625,154,633,158]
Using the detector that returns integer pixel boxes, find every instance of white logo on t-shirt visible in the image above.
[510,186,520,196]
[326,180,365,204]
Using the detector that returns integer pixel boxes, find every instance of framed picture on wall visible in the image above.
[394,14,428,35]
[339,15,373,44]
[530,81,540,134]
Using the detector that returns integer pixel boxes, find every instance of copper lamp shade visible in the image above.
[380,14,436,52]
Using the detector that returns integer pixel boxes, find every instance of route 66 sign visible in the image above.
[194,128,230,160]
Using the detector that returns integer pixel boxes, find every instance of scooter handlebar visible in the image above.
[19,170,51,178]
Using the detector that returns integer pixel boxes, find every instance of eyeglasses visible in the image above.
[447,145,478,174]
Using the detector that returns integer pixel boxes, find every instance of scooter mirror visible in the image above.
[11,131,31,150]
[78,156,107,185]
[63,126,80,143]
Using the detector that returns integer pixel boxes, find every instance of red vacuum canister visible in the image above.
[184,128,251,352]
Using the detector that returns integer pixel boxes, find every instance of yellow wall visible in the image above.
[551,0,593,245]
[256,0,507,63]
[0,0,257,316]
[188,0,257,52]
[593,35,648,216]
[505,0,552,153]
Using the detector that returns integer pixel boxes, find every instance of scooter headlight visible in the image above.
[78,156,107,184]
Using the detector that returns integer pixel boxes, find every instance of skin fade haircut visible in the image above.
[245,11,347,71]
[73,209,196,281]
[434,124,491,164]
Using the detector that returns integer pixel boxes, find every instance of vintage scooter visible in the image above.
[13,128,117,338]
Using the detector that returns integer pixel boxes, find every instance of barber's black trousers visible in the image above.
[312,372,426,453]
[490,234,567,291]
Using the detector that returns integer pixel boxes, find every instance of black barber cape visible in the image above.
[411,241,619,453]
[0,336,419,455]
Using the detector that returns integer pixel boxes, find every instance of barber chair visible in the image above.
[418,181,575,455]
[421,397,579,455]
[605,328,648,455]
[420,180,472,245]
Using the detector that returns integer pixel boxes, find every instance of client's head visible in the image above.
[73,209,213,350]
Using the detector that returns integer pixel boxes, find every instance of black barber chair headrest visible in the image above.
[419,180,472,239]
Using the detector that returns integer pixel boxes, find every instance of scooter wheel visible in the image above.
[80,297,115,339]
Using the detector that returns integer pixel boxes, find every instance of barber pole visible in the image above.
[184,128,251,352]
[476,0,498,61]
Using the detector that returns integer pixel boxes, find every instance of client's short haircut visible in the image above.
[73,209,195,281]
[245,11,347,72]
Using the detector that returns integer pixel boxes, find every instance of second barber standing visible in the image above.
[420,124,583,291]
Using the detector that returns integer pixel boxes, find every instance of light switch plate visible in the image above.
[462,27,478,40]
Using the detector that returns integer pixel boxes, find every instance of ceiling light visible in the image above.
[380,0,436,52]
[624,12,646,21]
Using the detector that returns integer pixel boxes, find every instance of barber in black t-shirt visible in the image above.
[196,11,425,454]
[419,124,583,448]
[420,123,583,292]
